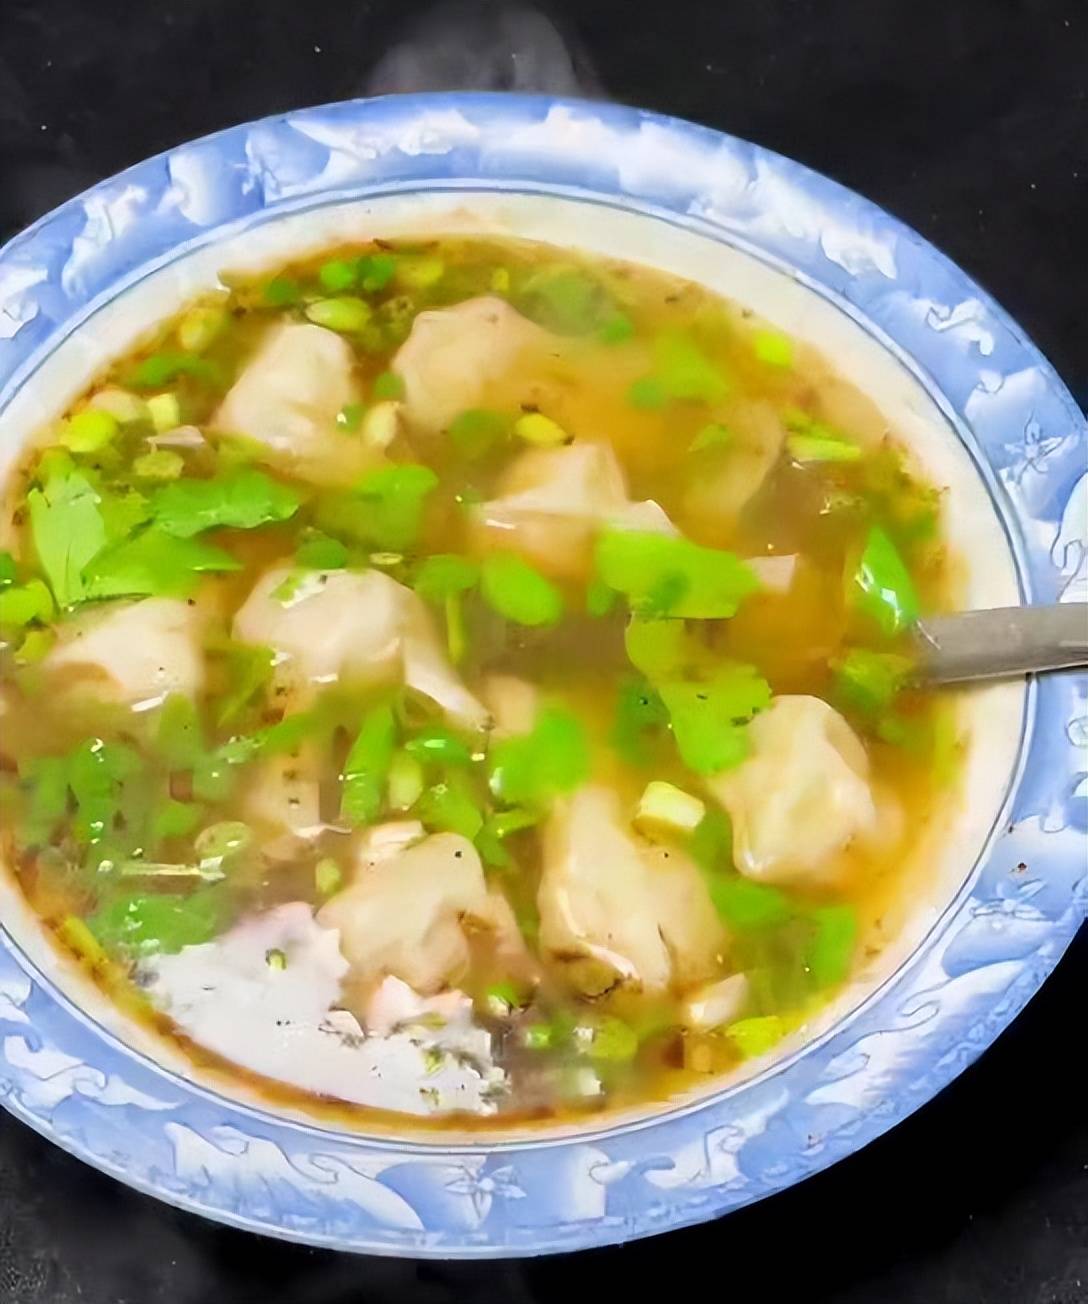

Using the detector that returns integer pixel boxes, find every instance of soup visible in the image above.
[0,235,959,1124]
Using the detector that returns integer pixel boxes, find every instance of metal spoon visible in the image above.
[913,603,1088,684]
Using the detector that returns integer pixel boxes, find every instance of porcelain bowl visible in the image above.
[0,93,1084,1257]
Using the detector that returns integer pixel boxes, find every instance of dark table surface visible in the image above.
[1,1,1085,1300]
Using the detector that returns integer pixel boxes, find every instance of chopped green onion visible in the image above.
[448,408,508,460]
[60,409,119,453]
[689,422,732,452]
[585,576,616,617]
[394,254,445,289]
[357,253,397,292]
[726,1014,786,1059]
[476,806,538,868]
[578,1015,638,1062]
[513,412,570,446]
[653,331,728,402]
[305,297,372,333]
[336,402,365,433]
[146,392,183,433]
[787,431,861,463]
[832,647,914,715]
[480,553,563,627]
[706,874,792,929]
[387,750,425,811]
[627,376,668,410]
[0,551,17,587]
[372,370,405,401]
[133,448,184,481]
[265,948,288,971]
[262,276,300,306]
[130,352,216,389]
[318,259,358,293]
[361,402,400,450]
[341,704,397,826]
[752,329,793,368]
[634,780,706,836]
[519,267,605,334]
[405,726,474,766]
[177,304,228,353]
[598,312,635,345]
[806,903,858,987]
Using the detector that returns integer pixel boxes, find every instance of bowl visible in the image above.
[0,93,1084,1257]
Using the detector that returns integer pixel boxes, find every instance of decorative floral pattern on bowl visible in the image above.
[0,93,1084,1258]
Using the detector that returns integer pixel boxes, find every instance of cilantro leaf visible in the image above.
[0,579,55,628]
[610,676,669,766]
[413,554,480,601]
[356,464,438,550]
[652,331,729,402]
[67,738,141,846]
[318,465,438,552]
[489,708,589,806]
[480,553,563,626]
[89,888,227,956]
[658,664,771,774]
[596,530,758,619]
[152,469,301,539]
[83,526,241,599]
[416,772,484,839]
[28,467,107,607]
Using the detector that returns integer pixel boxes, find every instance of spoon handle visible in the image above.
[915,603,1088,684]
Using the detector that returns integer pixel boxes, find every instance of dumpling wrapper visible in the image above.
[317,830,490,994]
[243,740,326,855]
[683,399,787,540]
[539,786,725,994]
[392,296,553,432]
[211,322,376,483]
[474,442,675,579]
[706,695,878,885]
[46,597,203,707]
[232,565,489,731]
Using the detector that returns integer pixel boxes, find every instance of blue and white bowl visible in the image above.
[0,94,1084,1257]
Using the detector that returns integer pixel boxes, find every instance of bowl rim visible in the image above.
[0,91,1084,1258]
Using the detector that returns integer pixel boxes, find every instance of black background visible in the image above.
[0,1,1085,1300]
